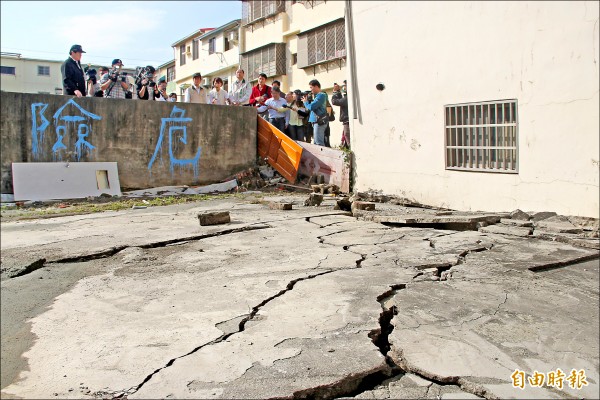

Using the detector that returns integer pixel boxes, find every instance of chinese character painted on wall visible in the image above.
[31,99,102,161]
[148,106,202,178]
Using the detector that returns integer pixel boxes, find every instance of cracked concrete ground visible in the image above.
[1,193,598,399]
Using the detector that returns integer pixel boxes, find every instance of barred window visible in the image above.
[37,66,50,76]
[445,100,518,172]
[240,43,286,79]
[192,40,199,60]
[242,0,285,25]
[167,66,176,82]
[297,19,345,68]
[180,45,186,66]
[209,38,216,55]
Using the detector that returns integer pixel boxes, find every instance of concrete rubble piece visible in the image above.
[1,193,598,399]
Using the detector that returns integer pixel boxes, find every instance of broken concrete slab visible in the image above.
[479,224,533,237]
[366,213,506,231]
[529,211,558,221]
[1,195,598,400]
[268,202,293,211]
[352,201,376,211]
[535,220,583,234]
[533,231,600,250]
[198,211,231,226]
[509,209,531,221]
[499,218,534,227]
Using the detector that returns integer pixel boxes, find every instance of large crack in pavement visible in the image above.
[3,224,271,280]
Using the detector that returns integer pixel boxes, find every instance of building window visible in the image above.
[180,45,186,66]
[224,36,230,52]
[242,0,285,25]
[167,66,176,82]
[209,38,216,55]
[445,100,519,172]
[192,40,199,60]
[240,43,286,79]
[297,19,345,68]
[38,66,50,76]
[1,66,16,75]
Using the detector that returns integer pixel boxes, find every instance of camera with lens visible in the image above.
[135,65,156,87]
[303,91,313,102]
[84,67,97,84]
[108,66,128,83]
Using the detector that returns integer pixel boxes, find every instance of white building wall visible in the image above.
[348,1,600,217]
[1,56,63,94]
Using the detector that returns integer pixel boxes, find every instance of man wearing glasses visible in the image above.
[61,44,87,98]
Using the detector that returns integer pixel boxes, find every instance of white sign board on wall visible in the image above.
[12,162,121,201]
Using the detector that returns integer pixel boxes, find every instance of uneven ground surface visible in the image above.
[1,193,598,399]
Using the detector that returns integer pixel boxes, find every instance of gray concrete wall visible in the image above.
[0,92,257,191]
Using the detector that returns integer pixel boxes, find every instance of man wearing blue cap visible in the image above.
[61,44,87,97]
[100,58,131,99]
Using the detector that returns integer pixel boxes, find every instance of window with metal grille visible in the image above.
[242,0,285,25]
[38,66,50,76]
[297,19,345,68]
[240,43,286,79]
[209,38,216,55]
[180,45,186,66]
[192,40,199,60]
[445,100,518,172]
[167,66,176,82]
[1,66,16,75]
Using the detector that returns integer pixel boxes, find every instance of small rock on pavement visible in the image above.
[336,198,352,211]
[198,211,231,226]
[304,193,323,206]
[352,201,376,211]
[269,202,292,210]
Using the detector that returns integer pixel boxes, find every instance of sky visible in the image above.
[0,1,241,68]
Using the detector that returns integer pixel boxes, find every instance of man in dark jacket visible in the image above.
[61,44,87,97]
[332,80,350,149]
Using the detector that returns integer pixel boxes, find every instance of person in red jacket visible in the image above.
[249,73,272,108]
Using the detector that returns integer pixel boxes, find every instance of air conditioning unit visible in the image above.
[186,45,191,55]
[202,77,210,87]
[227,30,239,43]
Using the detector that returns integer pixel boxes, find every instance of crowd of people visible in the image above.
[61,44,350,148]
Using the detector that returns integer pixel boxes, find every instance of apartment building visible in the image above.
[240,0,347,145]
[346,1,599,218]
[1,53,63,94]
[171,21,241,96]
[157,59,176,95]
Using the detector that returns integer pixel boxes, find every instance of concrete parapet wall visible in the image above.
[0,91,257,191]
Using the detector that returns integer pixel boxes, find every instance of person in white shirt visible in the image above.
[228,68,250,106]
[281,90,308,141]
[183,72,208,104]
[208,77,229,105]
[265,87,289,132]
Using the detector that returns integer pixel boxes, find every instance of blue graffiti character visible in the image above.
[148,106,202,178]
[52,99,101,160]
[31,103,50,159]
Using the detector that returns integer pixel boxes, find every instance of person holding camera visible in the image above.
[332,80,350,149]
[100,59,131,99]
[136,65,159,100]
[84,65,101,97]
[61,44,87,97]
[282,90,308,141]
[302,79,329,146]
[155,77,169,101]
[264,87,288,132]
